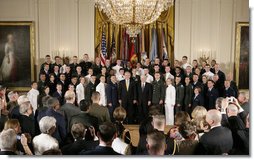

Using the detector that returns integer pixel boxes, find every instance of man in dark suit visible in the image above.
[60,90,81,133]
[53,83,64,105]
[85,75,97,103]
[58,73,68,95]
[69,56,79,73]
[43,97,67,146]
[137,75,152,123]
[106,75,119,121]
[152,72,165,113]
[192,74,202,89]
[175,76,184,114]
[223,80,236,98]
[192,87,204,109]
[37,73,47,94]
[79,54,92,75]
[184,76,193,115]
[70,100,99,137]
[61,123,99,155]
[213,63,226,87]
[40,55,53,72]
[195,109,233,155]
[89,92,111,125]
[80,122,121,155]
[205,80,219,110]
[118,71,137,124]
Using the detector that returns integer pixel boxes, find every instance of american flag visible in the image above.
[101,30,107,66]
[110,31,116,63]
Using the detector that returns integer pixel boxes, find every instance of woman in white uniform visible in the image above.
[164,78,176,125]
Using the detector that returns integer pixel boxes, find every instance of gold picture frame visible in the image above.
[235,22,249,90]
[0,21,35,91]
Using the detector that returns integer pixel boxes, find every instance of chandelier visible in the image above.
[95,0,174,37]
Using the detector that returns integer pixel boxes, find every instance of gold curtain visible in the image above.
[95,5,174,65]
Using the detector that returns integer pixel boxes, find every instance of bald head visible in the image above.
[227,104,238,117]
[206,109,222,127]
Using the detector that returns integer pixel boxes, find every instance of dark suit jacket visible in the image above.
[60,103,81,133]
[205,87,219,110]
[195,126,233,155]
[175,83,184,106]
[224,87,236,98]
[37,80,47,94]
[18,115,36,138]
[70,112,99,132]
[230,81,238,97]
[192,94,204,108]
[118,79,137,104]
[184,84,193,106]
[61,140,99,155]
[137,82,152,106]
[53,91,64,105]
[80,146,121,155]
[85,82,96,102]
[106,81,118,107]
[45,108,67,145]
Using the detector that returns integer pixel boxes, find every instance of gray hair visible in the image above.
[206,109,222,125]
[7,91,15,100]
[33,134,59,155]
[19,102,31,115]
[39,116,56,133]
[17,95,30,105]
[0,129,17,150]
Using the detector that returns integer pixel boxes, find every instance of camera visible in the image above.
[228,97,233,103]
[16,135,21,140]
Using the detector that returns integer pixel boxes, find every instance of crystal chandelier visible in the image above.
[95,0,174,37]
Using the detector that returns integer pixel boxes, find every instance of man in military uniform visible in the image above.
[152,72,165,113]
[175,76,184,114]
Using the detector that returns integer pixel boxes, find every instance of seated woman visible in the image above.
[111,107,132,155]
[33,116,59,155]
[191,106,210,138]
[4,119,32,155]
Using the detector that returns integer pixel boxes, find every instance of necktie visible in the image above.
[142,83,145,92]
[126,80,129,91]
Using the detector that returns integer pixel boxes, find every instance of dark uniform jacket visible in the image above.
[152,79,165,104]
[175,83,184,106]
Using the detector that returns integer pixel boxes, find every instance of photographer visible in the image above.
[219,97,249,155]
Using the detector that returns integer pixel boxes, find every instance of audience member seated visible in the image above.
[0,129,18,155]
[191,106,208,134]
[18,101,36,138]
[112,107,132,155]
[69,99,99,140]
[226,104,249,155]
[61,123,99,155]
[146,130,166,155]
[195,109,233,155]
[80,122,121,155]
[174,122,198,155]
[33,116,59,155]
[237,91,249,114]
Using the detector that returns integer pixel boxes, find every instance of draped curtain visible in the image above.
[95,5,175,65]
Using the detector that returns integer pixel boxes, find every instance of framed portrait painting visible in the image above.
[235,22,249,90]
[0,22,35,91]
